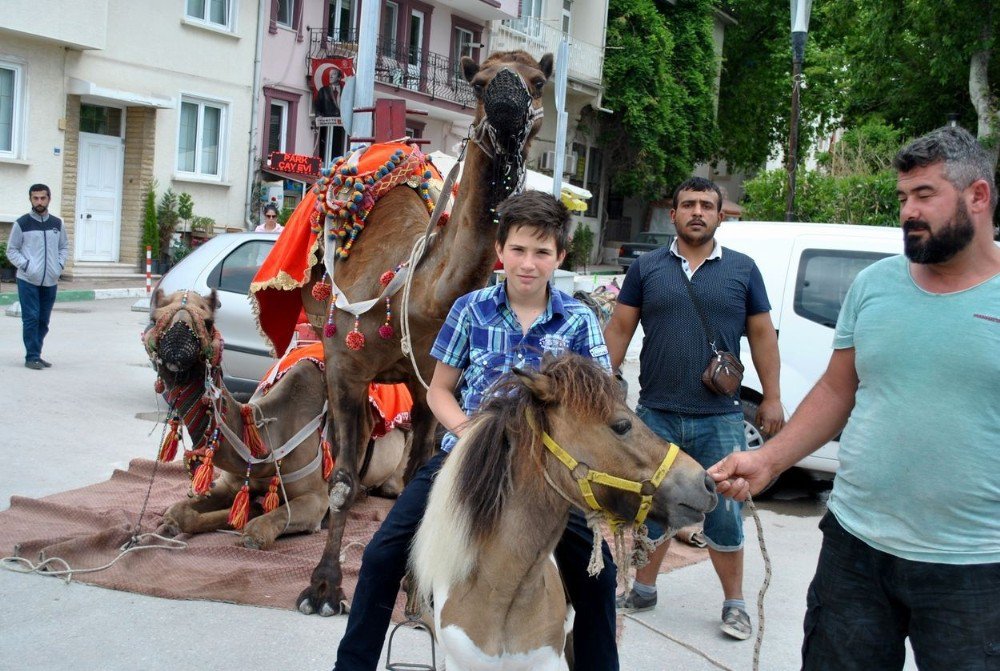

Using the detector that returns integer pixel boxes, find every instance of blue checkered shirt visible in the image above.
[430,282,612,452]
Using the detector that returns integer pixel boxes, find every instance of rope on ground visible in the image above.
[0,534,188,584]
[623,494,771,671]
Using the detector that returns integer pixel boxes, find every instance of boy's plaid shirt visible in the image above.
[430,282,611,452]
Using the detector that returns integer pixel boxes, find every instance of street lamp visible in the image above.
[785,0,813,221]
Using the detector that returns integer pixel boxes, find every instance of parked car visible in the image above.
[617,231,674,272]
[715,221,903,482]
[153,232,278,398]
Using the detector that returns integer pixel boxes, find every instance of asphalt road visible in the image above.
[0,298,915,670]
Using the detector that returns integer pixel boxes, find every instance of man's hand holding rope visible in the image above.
[708,448,780,502]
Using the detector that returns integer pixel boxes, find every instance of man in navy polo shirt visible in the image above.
[604,176,783,640]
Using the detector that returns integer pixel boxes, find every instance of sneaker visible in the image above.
[39,358,52,368]
[24,360,44,370]
[616,588,657,613]
[720,606,752,640]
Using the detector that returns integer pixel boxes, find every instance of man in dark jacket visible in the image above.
[6,184,68,369]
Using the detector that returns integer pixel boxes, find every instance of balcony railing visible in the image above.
[309,29,477,109]
[491,17,604,88]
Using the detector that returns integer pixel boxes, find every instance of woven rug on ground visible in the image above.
[0,459,707,615]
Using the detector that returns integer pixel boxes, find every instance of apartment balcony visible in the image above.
[309,29,476,110]
[491,17,604,89]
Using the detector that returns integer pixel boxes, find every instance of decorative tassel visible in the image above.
[379,270,395,287]
[158,418,180,462]
[241,404,268,458]
[378,297,394,339]
[324,297,337,338]
[191,447,215,495]
[154,378,165,394]
[346,317,365,350]
[228,484,250,530]
[311,277,332,301]
[262,475,280,513]
[322,439,334,481]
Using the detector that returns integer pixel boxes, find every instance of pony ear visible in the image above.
[538,53,554,80]
[513,367,557,403]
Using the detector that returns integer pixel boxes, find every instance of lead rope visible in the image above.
[622,495,771,671]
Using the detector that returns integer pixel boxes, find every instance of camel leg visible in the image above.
[402,391,438,484]
[159,475,241,536]
[242,490,328,550]
[297,377,371,616]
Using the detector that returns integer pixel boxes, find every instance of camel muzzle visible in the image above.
[158,322,203,373]
[483,67,534,138]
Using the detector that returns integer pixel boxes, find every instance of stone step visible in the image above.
[68,262,148,279]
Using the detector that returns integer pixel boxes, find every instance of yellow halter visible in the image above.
[537,424,679,529]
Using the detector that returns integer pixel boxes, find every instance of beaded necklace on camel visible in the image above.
[308,143,440,351]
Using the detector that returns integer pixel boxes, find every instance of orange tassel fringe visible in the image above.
[322,440,335,480]
[158,419,180,462]
[241,404,268,458]
[191,448,215,495]
[228,485,250,529]
[262,476,280,513]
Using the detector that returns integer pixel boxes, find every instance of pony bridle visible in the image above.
[539,427,680,529]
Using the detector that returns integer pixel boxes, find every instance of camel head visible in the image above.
[145,289,222,384]
[461,50,552,155]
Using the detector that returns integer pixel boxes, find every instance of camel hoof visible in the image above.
[296,584,349,617]
[241,536,264,550]
[298,598,316,615]
[157,521,181,538]
[320,600,350,617]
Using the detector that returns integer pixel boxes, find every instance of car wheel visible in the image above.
[740,397,778,496]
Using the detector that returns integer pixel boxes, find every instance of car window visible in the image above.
[208,240,275,295]
[638,232,671,245]
[794,249,890,327]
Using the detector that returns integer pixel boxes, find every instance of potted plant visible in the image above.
[156,189,180,272]
[0,241,16,283]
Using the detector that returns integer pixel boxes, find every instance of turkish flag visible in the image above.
[310,57,355,94]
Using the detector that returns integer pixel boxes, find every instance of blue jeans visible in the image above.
[334,451,619,671]
[636,406,746,550]
[17,279,57,362]
[802,511,1000,670]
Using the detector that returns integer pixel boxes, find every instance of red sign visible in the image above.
[267,152,322,177]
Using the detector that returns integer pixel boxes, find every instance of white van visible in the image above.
[714,221,903,479]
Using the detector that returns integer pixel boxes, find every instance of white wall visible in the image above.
[1,0,109,50]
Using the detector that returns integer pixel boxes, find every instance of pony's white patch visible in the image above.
[438,625,568,671]
[411,424,483,604]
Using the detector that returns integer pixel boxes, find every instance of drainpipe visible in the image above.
[245,0,267,230]
[594,0,613,114]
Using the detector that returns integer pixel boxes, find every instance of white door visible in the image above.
[76,132,123,262]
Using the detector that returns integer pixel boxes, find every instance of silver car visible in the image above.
[154,232,279,397]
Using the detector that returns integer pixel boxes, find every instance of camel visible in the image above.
[144,289,409,548]
[283,50,554,615]
[411,355,717,669]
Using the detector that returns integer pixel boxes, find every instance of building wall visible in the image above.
[1,0,109,50]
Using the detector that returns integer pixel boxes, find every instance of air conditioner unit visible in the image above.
[539,150,578,174]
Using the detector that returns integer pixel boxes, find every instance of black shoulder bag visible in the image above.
[682,272,744,397]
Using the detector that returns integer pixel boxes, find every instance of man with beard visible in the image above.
[710,125,1000,669]
[5,184,68,369]
[604,176,784,640]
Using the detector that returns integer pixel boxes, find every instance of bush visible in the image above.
[742,168,898,226]
[157,189,180,257]
[142,183,159,257]
[191,216,216,236]
[570,224,595,270]
[278,206,294,226]
[0,241,12,270]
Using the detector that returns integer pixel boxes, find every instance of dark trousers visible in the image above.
[802,511,1000,671]
[334,450,620,671]
[17,279,57,362]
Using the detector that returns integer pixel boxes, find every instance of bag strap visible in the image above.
[680,267,719,355]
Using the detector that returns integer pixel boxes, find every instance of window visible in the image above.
[453,26,474,77]
[209,241,276,294]
[277,0,295,27]
[185,0,232,29]
[177,96,227,178]
[513,0,544,37]
[794,250,891,327]
[0,61,23,158]
[380,1,399,54]
[267,100,288,154]
[561,0,572,34]
[328,0,356,41]
[80,104,122,137]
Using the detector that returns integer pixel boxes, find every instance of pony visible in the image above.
[411,354,717,670]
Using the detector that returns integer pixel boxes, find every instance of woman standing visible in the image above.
[255,203,284,233]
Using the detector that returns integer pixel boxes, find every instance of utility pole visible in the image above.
[785,0,812,221]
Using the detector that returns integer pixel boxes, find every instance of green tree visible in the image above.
[600,0,720,198]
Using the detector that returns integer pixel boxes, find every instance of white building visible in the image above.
[0,0,261,275]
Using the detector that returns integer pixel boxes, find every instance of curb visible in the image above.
[3,287,149,315]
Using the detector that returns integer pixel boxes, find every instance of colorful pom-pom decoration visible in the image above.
[346,329,365,350]
[312,280,332,301]
[378,324,394,339]
[324,323,337,338]
[379,270,395,287]
[154,378,165,394]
